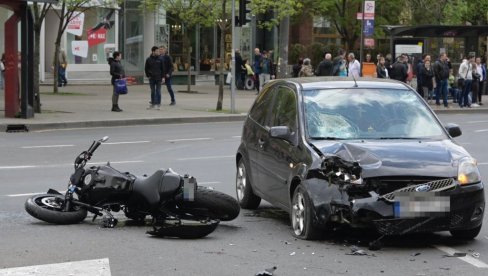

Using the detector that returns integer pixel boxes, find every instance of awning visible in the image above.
[383,25,488,37]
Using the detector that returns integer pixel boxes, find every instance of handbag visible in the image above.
[114,78,128,94]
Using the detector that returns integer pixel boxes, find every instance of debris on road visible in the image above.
[472,252,480,258]
[443,252,467,257]
[346,245,368,256]
[411,252,421,256]
[255,266,277,276]
[290,252,296,256]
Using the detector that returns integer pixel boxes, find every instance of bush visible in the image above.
[289,43,306,65]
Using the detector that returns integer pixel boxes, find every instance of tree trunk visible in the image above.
[184,30,192,92]
[33,4,43,113]
[216,0,226,111]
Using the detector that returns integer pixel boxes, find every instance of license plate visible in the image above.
[393,192,450,218]
[183,176,196,201]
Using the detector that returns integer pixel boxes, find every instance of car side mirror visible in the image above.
[444,123,462,138]
[269,126,296,145]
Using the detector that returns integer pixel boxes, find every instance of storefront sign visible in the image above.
[71,41,88,58]
[87,28,107,47]
[67,12,85,37]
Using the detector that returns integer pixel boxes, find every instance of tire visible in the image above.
[450,225,482,240]
[245,76,255,90]
[291,185,322,240]
[178,187,240,221]
[236,159,261,209]
[25,194,87,225]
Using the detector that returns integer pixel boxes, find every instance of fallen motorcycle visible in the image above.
[25,136,240,238]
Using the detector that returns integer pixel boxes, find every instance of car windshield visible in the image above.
[303,88,447,140]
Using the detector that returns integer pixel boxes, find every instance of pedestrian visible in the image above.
[416,54,430,96]
[332,49,346,76]
[433,52,450,107]
[365,53,372,63]
[0,53,5,90]
[235,49,245,90]
[471,61,481,107]
[458,55,474,108]
[475,56,485,105]
[390,55,407,82]
[315,53,333,76]
[385,54,393,71]
[243,59,255,90]
[57,48,68,87]
[376,56,388,78]
[347,53,360,78]
[159,45,176,105]
[448,69,459,104]
[108,51,124,112]
[420,59,434,103]
[145,46,164,110]
[404,54,413,84]
[299,58,314,77]
[292,58,303,78]
[253,48,262,93]
[259,51,274,90]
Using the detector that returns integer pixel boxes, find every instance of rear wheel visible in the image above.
[450,225,482,240]
[236,159,261,209]
[25,194,87,224]
[291,185,322,240]
[178,187,240,221]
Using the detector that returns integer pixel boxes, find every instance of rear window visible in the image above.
[303,88,447,140]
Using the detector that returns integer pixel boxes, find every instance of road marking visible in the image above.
[434,245,488,268]
[198,182,221,185]
[0,160,143,170]
[104,141,150,145]
[7,192,45,197]
[467,120,488,124]
[0,258,111,275]
[177,155,234,161]
[474,129,488,133]
[478,162,488,166]
[167,138,212,142]
[21,144,74,149]
[232,136,241,138]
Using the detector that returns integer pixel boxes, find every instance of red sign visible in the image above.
[356,12,374,20]
[364,38,375,48]
[87,28,107,47]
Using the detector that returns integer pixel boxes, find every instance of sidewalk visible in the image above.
[0,83,257,131]
[1,82,487,132]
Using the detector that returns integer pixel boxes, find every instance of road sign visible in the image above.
[357,12,374,20]
[365,1,376,14]
[364,38,375,48]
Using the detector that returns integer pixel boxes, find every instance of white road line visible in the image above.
[474,129,488,133]
[104,141,150,145]
[0,258,111,276]
[478,162,488,166]
[232,136,241,138]
[7,192,45,197]
[177,155,234,161]
[198,182,221,185]
[0,160,143,170]
[467,120,488,124]
[167,138,212,142]
[434,245,488,268]
[21,144,74,149]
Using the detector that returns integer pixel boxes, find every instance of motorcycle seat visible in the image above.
[132,169,182,210]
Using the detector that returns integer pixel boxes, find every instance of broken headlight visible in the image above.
[457,157,481,185]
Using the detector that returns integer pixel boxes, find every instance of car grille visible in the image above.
[380,178,456,202]
[373,217,450,235]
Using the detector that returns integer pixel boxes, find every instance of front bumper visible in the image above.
[351,180,485,235]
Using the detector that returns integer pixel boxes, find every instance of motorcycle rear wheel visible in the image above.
[25,194,87,224]
[178,187,240,221]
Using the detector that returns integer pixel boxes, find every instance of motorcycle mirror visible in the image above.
[101,136,109,142]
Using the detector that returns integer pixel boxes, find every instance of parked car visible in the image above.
[235,77,484,240]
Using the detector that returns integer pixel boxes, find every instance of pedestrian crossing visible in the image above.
[0,258,111,276]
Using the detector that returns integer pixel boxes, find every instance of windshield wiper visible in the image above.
[309,136,341,140]
[377,137,421,140]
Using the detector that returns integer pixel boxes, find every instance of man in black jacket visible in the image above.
[145,46,164,109]
[389,55,408,82]
[433,52,450,107]
[315,53,333,76]
[159,46,176,105]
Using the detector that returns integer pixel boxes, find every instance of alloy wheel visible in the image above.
[292,191,305,236]
[236,162,247,202]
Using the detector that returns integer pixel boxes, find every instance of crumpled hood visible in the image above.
[312,140,470,178]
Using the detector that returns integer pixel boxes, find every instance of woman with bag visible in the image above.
[421,60,434,103]
[108,51,125,112]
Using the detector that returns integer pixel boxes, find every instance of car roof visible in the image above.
[277,77,411,90]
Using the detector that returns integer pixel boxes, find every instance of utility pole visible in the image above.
[231,0,236,114]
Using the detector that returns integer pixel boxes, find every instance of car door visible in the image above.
[245,86,276,197]
[259,85,299,207]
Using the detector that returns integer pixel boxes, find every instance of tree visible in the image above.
[32,2,53,112]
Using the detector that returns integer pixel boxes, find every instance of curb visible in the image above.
[1,115,247,132]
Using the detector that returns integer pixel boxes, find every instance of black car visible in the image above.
[235,77,484,240]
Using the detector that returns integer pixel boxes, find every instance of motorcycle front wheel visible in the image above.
[25,194,87,224]
[177,187,240,221]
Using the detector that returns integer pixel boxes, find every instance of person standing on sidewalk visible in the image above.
[458,55,474,108]
[159,46,176,105]
[108,51,124,112]
[145,46,164,110]
[253,48,262,93]
[433,52,450,108]
[57,49,68,87]
[475,56,485,105]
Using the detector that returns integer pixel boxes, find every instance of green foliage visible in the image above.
[289,43,306,64]
[306,42,325,68]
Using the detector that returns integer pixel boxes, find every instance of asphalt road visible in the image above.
[0,117,487,276]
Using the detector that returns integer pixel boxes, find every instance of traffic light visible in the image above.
[238,0,251,26]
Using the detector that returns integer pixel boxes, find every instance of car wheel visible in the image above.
[236,158,261,209]
[291,185,322,240]
[450,225,482,240]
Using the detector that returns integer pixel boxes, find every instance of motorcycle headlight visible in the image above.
[457,157,481,185]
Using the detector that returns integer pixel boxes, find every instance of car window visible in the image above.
[304,88,447,139]
[270,86,297,130]
[249,86,276,126]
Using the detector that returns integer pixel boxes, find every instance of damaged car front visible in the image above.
[300,83,484,240]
